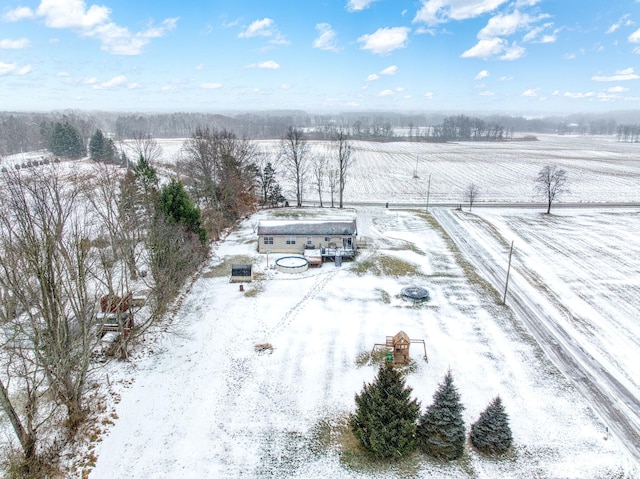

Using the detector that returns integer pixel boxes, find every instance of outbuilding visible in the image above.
[230,264,253,283]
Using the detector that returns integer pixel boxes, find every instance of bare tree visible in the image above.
[466,183,480,211]
[280,126,308,207]
[535,165,568,214]
[179,128,259,238]
[125,131,163,168]
[334,128,353,209]
[0,166,101,429]
[310,153,327,207]
[327,167,339,208]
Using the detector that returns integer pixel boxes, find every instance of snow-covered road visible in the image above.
[431,207,640,466]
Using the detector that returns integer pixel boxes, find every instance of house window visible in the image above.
[306,237,313,246]
[263,236,273,245]
[325,236,331,242]
[286,236,296,245]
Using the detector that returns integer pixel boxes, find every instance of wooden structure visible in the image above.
[230,264,253,283]
[372,330,428,365]
[97,293,134,337]
[257,219,357,260]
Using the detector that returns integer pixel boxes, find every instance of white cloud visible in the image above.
[201,82,223,89]
[460,10,551,61]
[564,91,595,99]
[475,69,489,80]
[93,75,127,89]
[367,73,380,81]
[521,88,539,97]
[380,65,398,75]
[56,71,70,77]
[0,61,31,75]
[607,86,628,93]
[629,29,640,43]
[461,38,504,58]
[0,38,30,49]
[195,64,204,70]
[127,82,141,89]
[2,6,35,22]
[423,91,434,99]
[313,23,340,52]
[238,17,288,45]
[244,60,280,69]
[377,89,394,97]
[478,11,535,39]
[36,0,110,29]
[4,0,178,56]
[239,18,274,37]
[607,14,633,34]
[346,0,378,12]
[358,27,410,55]
[500,43,525,60]
[258,60,280,69]
[414,0,509,25]
[479,90,495,96]
[592,67,640,81]
[280,83,291,90]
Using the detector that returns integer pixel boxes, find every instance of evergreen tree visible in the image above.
[470,396,513,455]
[46,121,85,158]
[89,129,105,160]
[157,179,207,245]
[90,129,117,162]
[133,154,159,194]
[417,370,466,460]
[349,362,420,458]
[267,183,286,207]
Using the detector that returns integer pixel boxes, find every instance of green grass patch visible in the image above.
[352,253,423,278]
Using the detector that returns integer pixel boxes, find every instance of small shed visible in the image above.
[230,264,253,283]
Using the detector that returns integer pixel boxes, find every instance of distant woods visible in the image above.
[2,110,639,157]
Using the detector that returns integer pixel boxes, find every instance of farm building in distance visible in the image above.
[257,219,358,260]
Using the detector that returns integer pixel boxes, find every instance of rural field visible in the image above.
[85,135,640,478]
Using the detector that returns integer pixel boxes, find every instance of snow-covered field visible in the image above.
[4,135,638,477]
[88,203,638,478]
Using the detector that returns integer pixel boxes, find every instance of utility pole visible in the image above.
[426,174,431,212]
[503,241,514,304]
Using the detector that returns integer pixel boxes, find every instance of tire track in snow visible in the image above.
[431,207,640,466]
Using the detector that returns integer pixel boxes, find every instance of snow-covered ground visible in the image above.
[89,205,638,478]
[4,134,638,477]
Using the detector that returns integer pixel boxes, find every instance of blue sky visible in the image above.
[1,0,640,114]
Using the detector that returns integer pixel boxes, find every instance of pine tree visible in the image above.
[157,179,207,245]
[349,362,420,458]
[417,370,466,460]
[470,396,512,455]
[90,129,117,162]
[89,129,105,160]
[46,121,85,158]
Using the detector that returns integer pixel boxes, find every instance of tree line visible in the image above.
[3,110,637,157]
[0,122,357,476]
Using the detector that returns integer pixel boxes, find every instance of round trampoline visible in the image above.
[275,256,309,274]
[401,285,430,302]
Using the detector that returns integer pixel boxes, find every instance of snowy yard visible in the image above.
[89,205,638,478]
[5,134,637,477]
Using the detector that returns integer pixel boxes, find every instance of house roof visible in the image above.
[257,219,357,236]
